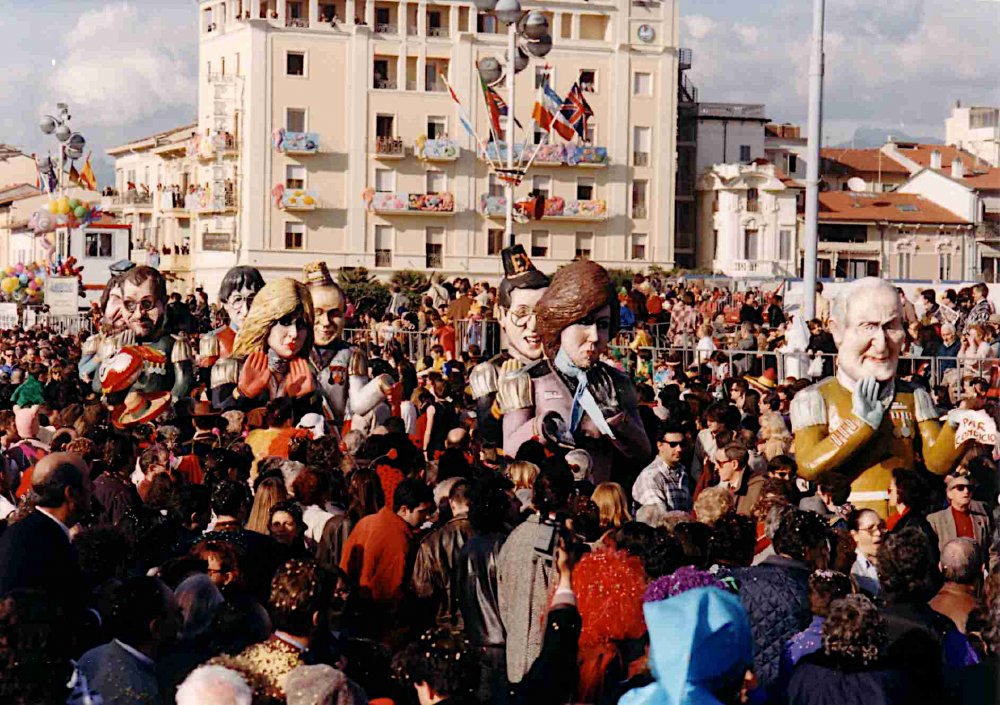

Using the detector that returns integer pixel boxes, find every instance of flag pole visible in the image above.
[505,21,517,247]
[802,0,825,320]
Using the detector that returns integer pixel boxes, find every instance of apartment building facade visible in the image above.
[170,0,684,294]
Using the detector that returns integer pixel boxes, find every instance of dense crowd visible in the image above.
[0,262,998,705]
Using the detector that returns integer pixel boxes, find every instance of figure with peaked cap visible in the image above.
[79,260,136,388]
[469,244,549,449]
[303,261,395,434]
[791,277,971,517]
[197,265,266,408]
[498,259,651,484]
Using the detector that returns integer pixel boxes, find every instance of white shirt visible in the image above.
[36,507,71,540]
[851,551,880,596]
[400,400,418,435]
[301,504,335,544]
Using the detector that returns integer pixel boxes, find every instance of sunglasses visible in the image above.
[661,439,684,448]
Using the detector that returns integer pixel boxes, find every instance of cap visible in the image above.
[302,261,335,288]
[296,412,326,439]
[109,259,136,275]
[500,244,549,290]
[945,469,973,489]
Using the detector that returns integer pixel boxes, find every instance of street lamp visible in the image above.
[475,0,553,247]
[39,103,86,260]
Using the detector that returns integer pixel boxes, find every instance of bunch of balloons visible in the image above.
[52,255,84,278]
[0,262,47,303]
[30,196,99,235]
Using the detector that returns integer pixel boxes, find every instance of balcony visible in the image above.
[190,191,238,214]
[369,192,454,215]
[286,16,310,28]
[280,189,319,211]
[428,26,449,38]
[273,129,320,155]
[187,132,238,160]
[417,137,460,162]
[632,205,648,219]
[374,78,398,90]
[374,23,398,34]
[108,191,153,210]
[530,143,609,167]
[479,195,607,222]
[373,137,406,159]
[679,47,692,70]
[479,194,507,217]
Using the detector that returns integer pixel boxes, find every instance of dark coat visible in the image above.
[411,513,472,629]
[881,598,949,701]
[727,554,812,691]
[0,509,84,613]
[787,652,910,705]
[456,532,507,648]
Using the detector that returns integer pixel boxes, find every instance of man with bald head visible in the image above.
[0,453,90,609]
[792,277,968,517]
[929,537,982,632]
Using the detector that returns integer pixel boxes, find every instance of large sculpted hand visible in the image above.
[851,376,884,430]
[238,351,271,399]
[496,359,533,413]
[285,358,315,398]
[587,367,621,418]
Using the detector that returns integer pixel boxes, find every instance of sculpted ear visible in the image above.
[829,315,844,348]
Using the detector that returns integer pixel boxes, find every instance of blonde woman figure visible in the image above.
[592,482,632,530]
[758,412,793,461]
[226,278,316,410]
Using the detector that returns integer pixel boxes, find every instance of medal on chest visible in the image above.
[328,364,346,386]
[890,408,914,439]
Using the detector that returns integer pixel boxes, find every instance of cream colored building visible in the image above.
[946,104,1000,168]
[153,0,684,295]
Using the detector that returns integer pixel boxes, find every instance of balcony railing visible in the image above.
[374,137,406,158]
[406,80,418,91]
[633,152,650,167]
[111,191,153,207]
[374,78,398,90]
[408,25,419,35]
[479,195,607,221]
[722,259,780,277]
[369,192,455,214]
[425,80,447,93]
[189,191,238,213]
[273,129,320,154]
[632,205,647,219]
[279,188,319,211]
[482,142,608,167]
[428,26,448,37]
[679,47,692,69]
[374,23,398,34]
[375,249,393,267]
[417,137,460,161]
[676,177,695,196]
[286,17,310,28]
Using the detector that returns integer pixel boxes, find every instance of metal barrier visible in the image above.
[1,311,93,335]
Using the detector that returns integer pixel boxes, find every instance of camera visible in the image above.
[532,513,589,563]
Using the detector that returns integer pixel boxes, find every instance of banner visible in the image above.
[955,410,998,447]
[45,276,79,316]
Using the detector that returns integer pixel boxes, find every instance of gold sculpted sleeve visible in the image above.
[913,387,965,476]
[790,386,875,481]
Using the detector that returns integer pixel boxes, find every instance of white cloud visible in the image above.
[733,25,759,45]
[682,15,717,40]
[45,2,196,127]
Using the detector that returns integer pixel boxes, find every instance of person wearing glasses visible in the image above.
[632,420,691,513]
[927,468,993,565]
[847,508,884,597]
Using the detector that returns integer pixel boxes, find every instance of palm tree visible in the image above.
[336,267,375,287]
[389,269,430,294]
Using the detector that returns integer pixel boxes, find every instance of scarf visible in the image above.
[554,348,615,439]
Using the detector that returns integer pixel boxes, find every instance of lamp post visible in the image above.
[802,0,824,320]
[39,103,86,260]
[474,0,553,248]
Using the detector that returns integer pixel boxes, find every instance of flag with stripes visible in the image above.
[559,82,593,140]
[532,81,575,141]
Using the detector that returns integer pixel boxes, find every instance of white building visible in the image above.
[764,123,807,182]
[946,103,1000,168]
[696,161,801,279]
[694,103,769,178]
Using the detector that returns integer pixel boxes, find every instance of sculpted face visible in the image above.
[267,309,309,359]
[224,285,258,331]
[122,279,165,340]
[500,287,547,362]
[103,283,128,333]
[559,304,611,369]
[831,283,905,383]
[312,286,345,347]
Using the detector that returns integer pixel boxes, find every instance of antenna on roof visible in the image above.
[847,177,867,192]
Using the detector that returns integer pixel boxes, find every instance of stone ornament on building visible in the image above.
[791,277,970,517]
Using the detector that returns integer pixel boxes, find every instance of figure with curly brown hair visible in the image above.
[497,259,651,484]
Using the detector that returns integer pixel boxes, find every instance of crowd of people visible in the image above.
[0,258,998,705]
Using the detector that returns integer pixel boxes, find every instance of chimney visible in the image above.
[952,158,965,179]
[930,149,942,170]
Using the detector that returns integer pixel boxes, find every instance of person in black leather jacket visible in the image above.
[412,479,472,631]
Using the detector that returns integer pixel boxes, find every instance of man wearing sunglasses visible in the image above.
[632,420,691,513]
[927,469,993,565]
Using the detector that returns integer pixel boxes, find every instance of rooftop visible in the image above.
[698,103,768,121]
[817,191,971,225]
[819,148,910,176]
[106,122,198,156]
[0,183,41,205]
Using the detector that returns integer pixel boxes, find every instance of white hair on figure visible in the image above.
[830,277,899,325]
[176,665,252,705]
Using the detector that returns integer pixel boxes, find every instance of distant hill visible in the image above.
[833,127,943,149]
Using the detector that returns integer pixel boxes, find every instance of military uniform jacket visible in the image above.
[309,341,386,426]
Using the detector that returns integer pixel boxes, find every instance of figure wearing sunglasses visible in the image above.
[632,420,691,513]
[927,468,993,564]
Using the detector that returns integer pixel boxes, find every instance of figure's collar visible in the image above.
[836,369,894,403]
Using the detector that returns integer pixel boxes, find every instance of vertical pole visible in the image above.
[802,0,824,320]
[505,22,516,248]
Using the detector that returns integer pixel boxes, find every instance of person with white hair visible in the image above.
[791,277,970,518]
[176,665,252,705]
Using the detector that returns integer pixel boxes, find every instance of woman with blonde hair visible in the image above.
[758,411,792,461]
[228,277,316,407]
[592,482,632,530]
[246,476,288,535]
[507,460,539,510]
[693,485,734,525]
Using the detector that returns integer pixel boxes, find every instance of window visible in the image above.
[286,51,306,76]
[896,252,911,279]
[477,13,497,33]
[375,168,394,192]
[575,232,593,260]
[426,227,444,268]
[531,230,549,258]
[376,7,390,24]
[373,59,390,87]
[533,126,547,145]
[939,252,953,281]
[426,170,446,193]
[428,11,442,30]
[576,177,595,201]
[532,175,551,199]
[819,224,867,243]
[286,165,306,189]
[85,231,112,259]
[631,233,647,261]
[288,1,304,18]
[982,256,1000,284]
[837,258,878,278]
[579,69,596,92]
[427,116,447,139]
[746,188,759,213]
[779,229,793,261]
[487,229,504,256]
[787,154,798,174]
[287,108,306,132]
[375,225,393,267]
[375,114,394,138]
[285,223,304,250]
[221,57,226,76]
[488,174,503,198]
[584,122,595,145]
[739,144,751,163]
[632,72,652,95]
[632,179,647,218]
[743,228,758,260]
[633,126,651,166]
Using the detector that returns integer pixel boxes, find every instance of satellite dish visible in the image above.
[847,177,867,192]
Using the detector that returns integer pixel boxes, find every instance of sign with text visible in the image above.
[956,410,998,447]
[203,232,233,252]
[44,276,79,316]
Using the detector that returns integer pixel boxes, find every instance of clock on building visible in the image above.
[637,24,655,43]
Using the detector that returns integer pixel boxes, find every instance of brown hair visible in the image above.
[534,260,619,357]
[121,265,167,304]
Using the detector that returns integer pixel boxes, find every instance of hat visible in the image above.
[746,368,778,393]
[499,244,549,294]
[303,261,335,288]
[945,469,974,489]
[187,399,227,430]
[113,391,171,429]
[297,413,326,439]
[109,259,136,275]
[14,406,40,440]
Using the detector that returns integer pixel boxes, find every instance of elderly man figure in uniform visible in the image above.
[792,277,969,517]
[304,262,394,435]
[469,245,549,449]
[198,266,266,408]
[498,259,650,484]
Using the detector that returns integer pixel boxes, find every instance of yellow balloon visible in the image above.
[56,196,70,215]
[303,196,315,205]
[47,201,58,214]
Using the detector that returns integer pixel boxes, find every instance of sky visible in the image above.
[0,0,997,186]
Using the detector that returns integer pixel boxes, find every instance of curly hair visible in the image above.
[693,485,734,525]
[230,277,314,360]
[877,527,932,598]
[808,570,852,617]
[751,478,794,524]
[709,512,756,567]
[392,628,480,699]
[772,509,829,564]
[269,559,327,636]
[822,595,885,667]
